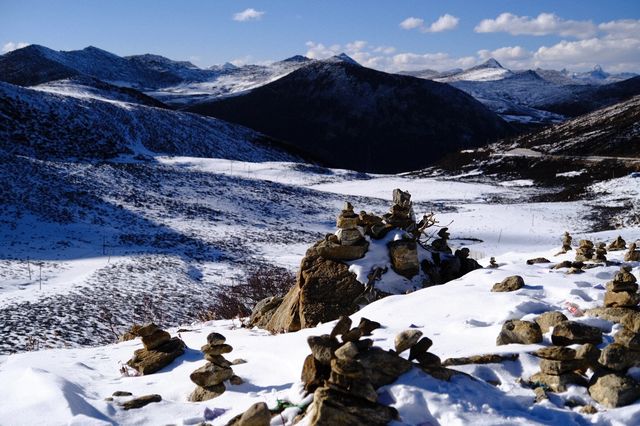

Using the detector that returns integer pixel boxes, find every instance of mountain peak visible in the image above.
[479,58,503,69]
[326,53,360,66]
[281,55,310,63]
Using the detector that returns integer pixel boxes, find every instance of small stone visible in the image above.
[585,306,639,323]
[206,332,226,345]
[236,402,271,426]
[357,347,413,388]
[614,269,637,284]
[127,337,185,375]
[534,387,548,403]
[388,240,420,279]
[615,327,640,350]
[354,338,373,352]
[205,354,232,368]
[529,372,587,393]
[621,311,640,333]
[201,343,233,356]
[414,352,441,368]
[527,258,551,265]
[491,275,525,292]
[104,397,113,402]
[394,329,423,354]
[606,280,639,293]
[598,343,640,371]
[307,335,339,365]
[608,236,627,251]
[358,317,381,336]
[588,373,640,408]
[535,311,568,333]
[121,394,162,410]
[229,375,244,386]
[331,357,366,379]
[301,354,331,393]
[334,342,359,360]
[330,316,352,339]
[496,320,542,345]
[551,321,602,346]
[231,358,247,365]
[341,328,363,343]
[190,363,234,387]
[408,337,434,360]
[189,384,226,402]
[112,391,133,397]
[442,353,519,366]
[539,358,585,375]
[136,323,161,338]
[534,346,576,361]
[576,343,601,366]
[580,405,597,414]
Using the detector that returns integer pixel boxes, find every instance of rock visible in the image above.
[414,352,441,368]
[206,332,226,346]
[606,280,639,293]
[614,268,637,284]
[190,363,234,387]
[127,337,185,375]
[534,346,576,361]
[121,394,162,410]
[553,261,573,269]
[551,321,602,346]
[112,391,132,397]
[119,324,142,342]
[608,236,627,251]
[576,344,601,365]
[489,257,499,268]
[534,311,568,333]
[136,323,161,338]
[229,375,244,386]
[534,387,548,403]
[575,240,595,262]
[394,329,423,354]
[387,240,419,279]
[341,328,363,343]
[328,374,378,403]
[248,296,283,328]
[201,343,233,356]
[496,320,542,345]
[330,316,352,339]
[354,339,373,352]
[141,329,171,351]
[205,354,232,368]
[301,354,331,393]
[335,342,359,360]
[527,258,551,265]
[614,328,640,351]
[316,239,369,261]
[598,343,640,371]
[621,311,640,333]
[307,335,339,365]
[560,232,573,253]
[604,290,640,308]
[408,337,433,360]
[308,386,398,426]
[189,383,226,402]
[232,358,247,365]
[539,359,585,375]
[580,405,597,414]
[358,318,381,336]
[529,372,587,393]
[588,373,640,408]
[265,245,364,333]
[431,228,452,254]
[625,243,640,262]
[232,402,271,426]
[357,348,412,388]
[491,275,525,292]
[331,358,366,379]
[442,353,519,366]
[585,306,639,323]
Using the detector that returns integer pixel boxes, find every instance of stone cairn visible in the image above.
[593,242,607,262]
[575,240,595,262]
[431,227,452,254]
[604,266,640,309]
[609,235,627,251]
[489,257,499,268]
[560,231,573,253]
[300,317,455,425]
[625,242,640,262]
[189,332,242,402]
[126,323,185,375]
[385,190,420,279]
[316,202,369,261]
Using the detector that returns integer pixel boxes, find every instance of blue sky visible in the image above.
[1,0,639,72]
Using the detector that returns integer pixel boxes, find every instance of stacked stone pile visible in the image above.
[189,332,242,402]
[431,227,452,254]
[608,236,627,251]
[531,346,587,392]
[604,266,640,308]
[625,243,640,262]
[575,240,595,262]
[385,190,419,278]
[316,202,369,261]
[126,323,185,375]
[561,231,573,253]
[383,189,415,230]
[593,243,607,262]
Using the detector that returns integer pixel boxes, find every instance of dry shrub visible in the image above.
[196,265,295,321]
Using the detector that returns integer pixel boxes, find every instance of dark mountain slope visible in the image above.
[186,60,512,173]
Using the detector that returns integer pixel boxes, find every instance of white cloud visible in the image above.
[599,19,640,38]
[232,8,265,22]
[475,12,597,38]
[2,41,29,53]
[426,14,460,33]
[533,37,640,72]
[400,17,424,30]
[400,14,459,33]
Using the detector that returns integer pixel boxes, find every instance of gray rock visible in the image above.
[189,363,234,387]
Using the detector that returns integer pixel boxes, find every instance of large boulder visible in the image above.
[265,244,364,333]
[491,276,525,292]
[588,373,640,407]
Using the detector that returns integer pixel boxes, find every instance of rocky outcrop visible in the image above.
[126,324,185,375]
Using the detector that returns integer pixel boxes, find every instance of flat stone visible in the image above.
[585,306,639,323]
[551,321,602,346]
[331,358,366,379]
[535,311,568,333]
[201,343,233,356]
[229,375,244,386]
[335,342,359,360]
[316,240,369,261]
[415,352,441,368]
[121,394,162,410]
[204,354,231,368]
[190,363,234,387]
[394,329,423,354]
[442,353,519,366]
[621,311,640,333]
[358,317,381,336]
[357,347,412,388]
[341,328,363,343]
[614,328,640,351]
[492,275,525,292]
[327,375,378,403]
[141,329,171,350]
[206,332,226,346]
[308,386,398,426]
[529,372,587,393]
[112,391,132,397]
[496,320,542,345]
[540,358,586,375]
[408,337,433,360]
[527,258,551,265]
[189,383,226,402]
[534,346,576,361]
[588,373,640,408]
[127,337,185,375]
[604,290,640,308]
[606,280,639,293]
[330,316,352,339]
[307,335,339,365]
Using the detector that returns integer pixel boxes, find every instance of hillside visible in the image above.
[186,59,513,173]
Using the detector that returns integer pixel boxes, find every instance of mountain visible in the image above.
[0,81,295,161]
[186,59,512,173]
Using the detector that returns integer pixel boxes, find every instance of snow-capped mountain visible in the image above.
[187,58,512,173]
